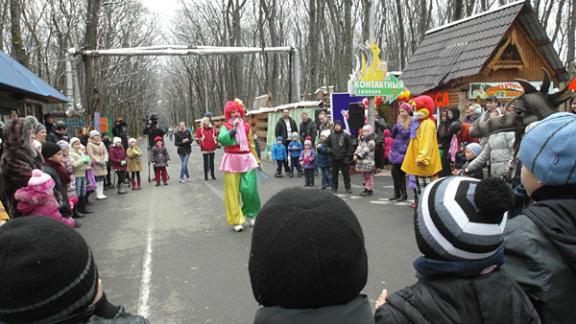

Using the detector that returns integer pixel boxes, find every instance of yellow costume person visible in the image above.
[401,95,442,200]
[218,100,261,232]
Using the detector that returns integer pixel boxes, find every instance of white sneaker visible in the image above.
[247,218,256,227]
[96,195,107,200]
[233,224,244,232]
[179,179,186,183]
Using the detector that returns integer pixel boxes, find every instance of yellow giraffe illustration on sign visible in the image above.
[360,43,388,82]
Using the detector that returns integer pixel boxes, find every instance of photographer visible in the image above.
[143,114,165,149]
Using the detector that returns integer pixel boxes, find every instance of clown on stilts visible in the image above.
[219,99,261,232]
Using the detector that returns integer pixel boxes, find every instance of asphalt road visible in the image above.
[79,139,419,323]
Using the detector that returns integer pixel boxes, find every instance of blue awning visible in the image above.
[0,50,68,103]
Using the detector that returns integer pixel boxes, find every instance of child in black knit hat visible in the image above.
[249,188,373,324]
[374,177,540,324]
[0,216,149,324]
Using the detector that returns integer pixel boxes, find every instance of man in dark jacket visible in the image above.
[374,177,541,324]
[373,113,387,169]
[325,120,353,193]
[0,216,149,324]
[299,112,317,144]
[46,121,70,143]
[143,114,165,149]
[274,109,297,173]
[112,117,129,149]
[502,112,576,324]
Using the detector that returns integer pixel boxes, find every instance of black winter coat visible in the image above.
[375,270,541,324]
[254,295,374,324]
[43,164,71,216]
[174,129,193,156]
[299,120,317,143]
[47,131,70,144]
[503,187,576,324]
[275,117,298,142]
[325,130,353,161]
[143,126,165,148]
[112,123,129,149]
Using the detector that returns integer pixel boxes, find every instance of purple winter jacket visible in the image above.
[389,124,411,165]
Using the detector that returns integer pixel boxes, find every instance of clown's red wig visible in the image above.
[224,100,246,120]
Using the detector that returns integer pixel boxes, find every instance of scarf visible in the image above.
[45,159,71,185]
[234,119,249,151]
[413,247,504,278]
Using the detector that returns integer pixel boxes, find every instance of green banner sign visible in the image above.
[353,73,405,99]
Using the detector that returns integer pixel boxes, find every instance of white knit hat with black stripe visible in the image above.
[0,217,98,323]
[415,176,512,261]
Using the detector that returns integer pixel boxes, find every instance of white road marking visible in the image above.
[204,178,225,201]
[137,225,153,318]
[370,200,390,205]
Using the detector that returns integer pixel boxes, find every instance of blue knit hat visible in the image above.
[466,143,482,157]
[519,112,576,186]
[276,136,283,142]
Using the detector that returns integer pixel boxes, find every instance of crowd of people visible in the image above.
[0,114,151,323]
[0,92,574,323]
[250,108,576,324]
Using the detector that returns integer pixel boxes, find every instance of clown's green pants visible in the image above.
[224,170,261,225]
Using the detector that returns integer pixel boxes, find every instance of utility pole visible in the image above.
[367,0,376,125]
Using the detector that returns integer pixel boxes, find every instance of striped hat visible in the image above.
[415,177,511,261]
[519,112,576,185]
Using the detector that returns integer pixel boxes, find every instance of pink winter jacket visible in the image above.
[14,187,75,228]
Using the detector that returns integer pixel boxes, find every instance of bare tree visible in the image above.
[9,0,28,66]
[567,0,576,66]
[83,0,101,116]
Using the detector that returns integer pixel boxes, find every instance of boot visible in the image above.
[397,185,408,201]
[389,187,400,201]
[132,180,137,190]
[360,189,373,196]
[397,176,408,201]
[72,206,86,219]
[85,191,94,205]
[211,170,216,180]
[204,170,209,181]
[96,181,107,200]
[78,197,93,214]
[117,182,128,195]
[136,178,141,190]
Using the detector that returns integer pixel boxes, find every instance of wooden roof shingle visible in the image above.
[402,0,568,94]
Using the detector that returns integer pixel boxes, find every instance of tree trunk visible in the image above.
[83,0,101,116]
[395,0,406,70]
[452,0,464,21]
[308,0,319,93]
[9,0,28,66]
[341,0,353,92]
[0,0,9,51]
[362,0,371,41]
[418,0,428,43]
[567,0,576,66]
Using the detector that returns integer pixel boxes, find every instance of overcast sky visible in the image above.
[141,0,180,20]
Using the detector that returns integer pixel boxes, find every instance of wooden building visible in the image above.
[401,0,569,110]
[0,51,68,121]
[195,101,324,159]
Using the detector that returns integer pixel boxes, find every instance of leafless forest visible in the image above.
[1,0,574,130]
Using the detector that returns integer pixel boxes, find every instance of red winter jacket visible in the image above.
[196,127,218,153]
[109,145,128,171]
